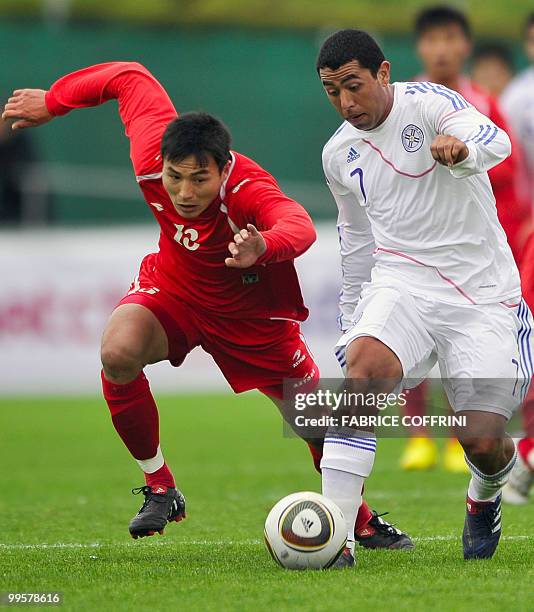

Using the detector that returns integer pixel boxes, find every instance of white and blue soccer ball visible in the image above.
[264,491,347,569]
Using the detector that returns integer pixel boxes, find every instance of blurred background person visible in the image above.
[500,12,534,505]
[472,42,515,98]
[399,5,531,473]
[501,12,534,198]
[0,112,52,225]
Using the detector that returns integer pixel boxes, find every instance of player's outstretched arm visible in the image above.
[226,178,316,268]
[4,62,177,178]
[2,89,53,130]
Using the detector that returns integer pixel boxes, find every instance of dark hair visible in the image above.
[316,29,385,77]
[415,5,471,40]
[161,112,231,172]
[525,12,534,36]
[472,43,514,71]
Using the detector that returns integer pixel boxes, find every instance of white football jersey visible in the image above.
[323,81,521,332]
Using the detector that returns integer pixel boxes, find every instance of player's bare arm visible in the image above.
[2,88,53,129]
[225,224,267,268]
[430,135,469,167]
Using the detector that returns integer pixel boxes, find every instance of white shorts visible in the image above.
[334,276,534,419]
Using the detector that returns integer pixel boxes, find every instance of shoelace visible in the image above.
[370,511,401,537]
[131,486,154,514]
[132,486,152,496]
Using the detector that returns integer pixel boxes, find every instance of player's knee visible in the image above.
[101,343,143,382]
[346,340,402,392]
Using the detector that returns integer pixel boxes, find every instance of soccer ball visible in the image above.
[264,491,347,569]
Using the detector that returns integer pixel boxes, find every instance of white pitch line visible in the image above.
[412,535,533,542]
[0,540,261,550]
[1,535,532,550]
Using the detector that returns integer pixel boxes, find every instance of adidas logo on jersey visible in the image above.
[346,147,360,163]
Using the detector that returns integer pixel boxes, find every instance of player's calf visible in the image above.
[460,436,512,476]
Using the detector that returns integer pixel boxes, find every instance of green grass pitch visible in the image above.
[1,393,533,611]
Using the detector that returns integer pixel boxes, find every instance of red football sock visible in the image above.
[521,383,534,438]
[403,381,429,436]
[354,499,373,532]
[307,441,322,474]
[101,370,175,488]
[145,463,175,489]
[518,437,534,469]
[306,441,372,529]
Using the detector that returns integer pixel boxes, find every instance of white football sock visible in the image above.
[466,444,517,502]
[320,430,376,551]
[322,468,362,553]
[136,444,164,473]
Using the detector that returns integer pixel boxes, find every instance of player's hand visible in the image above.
[225,224,267,269]
[430,135,469,167]
[2,89,53,130]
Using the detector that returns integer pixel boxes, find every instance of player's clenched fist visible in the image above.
[225,224,267,269]
[430,135,469,167]
[2,88,53,130]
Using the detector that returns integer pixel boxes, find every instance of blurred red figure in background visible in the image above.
[400,6,533,474]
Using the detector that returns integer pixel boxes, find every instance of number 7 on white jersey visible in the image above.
[350,167,367,203]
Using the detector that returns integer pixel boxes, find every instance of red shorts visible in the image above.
[521,232,534,311]
[118,254,319,398]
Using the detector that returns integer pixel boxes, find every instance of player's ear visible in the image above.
[377,61,390,86]
[220,158,231,181]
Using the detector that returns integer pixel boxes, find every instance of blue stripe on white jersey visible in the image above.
[483,126,499,145]
[464,124,498,145]
[476,125,492,143]
[468,125,486,142]
[516,300,534,401]
[422,82,470,110]
[405,81,471,111]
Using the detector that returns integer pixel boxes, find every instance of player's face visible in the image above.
[162,154,230,218]
[320,60,392,130]
[526,24,534,64]
[417,24,471,82]
[472,57,512,98]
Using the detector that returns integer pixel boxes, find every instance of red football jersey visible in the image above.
[45,62,316,320]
